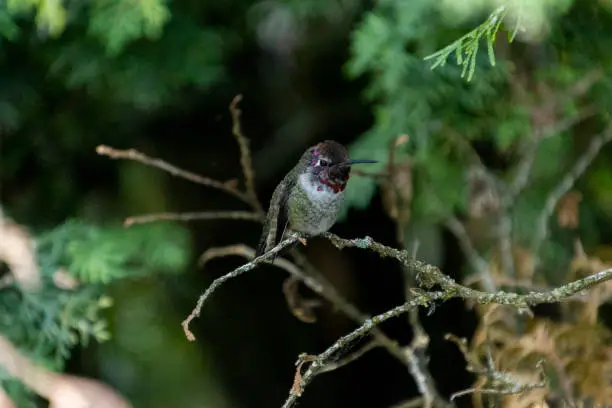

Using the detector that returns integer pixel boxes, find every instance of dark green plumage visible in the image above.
[255,140,377,258]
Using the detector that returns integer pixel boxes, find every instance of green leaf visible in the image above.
[587,164,612,215]
[346,12,392,78]
[424,6,509,81]
[530,132,572,182]
[88,0,171,55]
[494,106,531,152]
[0,9,19,40]
[412,152,467,221]
[6,0,38,14]
[35,0,66,37]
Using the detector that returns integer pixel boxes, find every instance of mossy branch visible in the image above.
[180,229,612,406]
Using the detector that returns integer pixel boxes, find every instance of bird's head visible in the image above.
[304,140,377,192]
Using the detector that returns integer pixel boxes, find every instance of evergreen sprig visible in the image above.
[0,219,190,406]
[424,6,515,81]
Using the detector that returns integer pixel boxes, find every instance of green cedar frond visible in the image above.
[424,6,514,81]
[0,220,190,405]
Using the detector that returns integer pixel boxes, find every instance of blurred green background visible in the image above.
[1,0,612,407]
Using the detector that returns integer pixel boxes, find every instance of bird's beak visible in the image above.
[339,159,378,166]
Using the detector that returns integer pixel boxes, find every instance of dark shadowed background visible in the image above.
[1,0,612,407]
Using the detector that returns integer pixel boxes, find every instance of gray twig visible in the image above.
[403,242,447,408]
[183,231,612,406]
[510,106,599,199]
[283,292,448,407]
[445,217,495,291]
[530,124,612,271]
[124,211,262,226]
[182,234,300,341]
[229,94,264,215]
[445,334,548,403]
[317,340,380,374]
[195,242,440,378]
[96,145,252,204]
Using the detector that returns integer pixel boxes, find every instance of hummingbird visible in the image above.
[255,140,377,258]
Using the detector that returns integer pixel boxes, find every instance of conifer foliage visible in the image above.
[0,211,189,406]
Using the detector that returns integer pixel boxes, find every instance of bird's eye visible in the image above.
[318,159,329,167]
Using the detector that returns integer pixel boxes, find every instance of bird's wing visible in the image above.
[255,174,293,257]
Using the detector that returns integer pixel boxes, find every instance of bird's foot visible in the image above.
[297,237,308,247]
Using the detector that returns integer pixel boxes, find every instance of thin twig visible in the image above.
[510,106,599,199]
[97,100,445,386]
[318,340,380,374]
[125,211,261,226]
[366,135,449,407]
[197,244,324,293]
[510,66,603,193]
[282,276,323,323]
[287,250,427,375]
[402,240,446,408]
[283,292,448,407]
[445,335,548,403]
[445,217,495,292]
[324,232,612,306]
[182,234,300,341]
[191,236,444,373]
[530,124,612,269]
[497,216,515,278]
[450,383,546,400]
[282,256,611,408]
[229,95,264,215]
[197,244,323,322]
[183,231,612,405]
[501,73,602,280]
[390,397,428,408]
[96,145,251,204]
[383,135,448,407]
[197,243,433,373]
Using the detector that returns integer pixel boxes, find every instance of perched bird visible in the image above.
[256,140,377,257]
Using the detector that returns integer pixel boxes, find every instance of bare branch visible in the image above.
[96,145,252,204]
[283,291,448,407]
[282,276,323,323]
[445,335,547,403]
[287,250,431,378]
[324,232,612,306]
[289,341,381,397]
[196,243,435,375]
[445,217,495,291]
[497,216,515,278]
[317,340,380,374]
[531,124,612,268]
[402,317,448,408]
[510,68,603,199]
[124,211,261,226]
[186,231,612,406]
[403,243,448,408]
[229,95,264,215]
[97,105,451,389]
[510,106,599,198]
[182,234,300,341]
[499,73,603,281]
[450,382,546,401]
